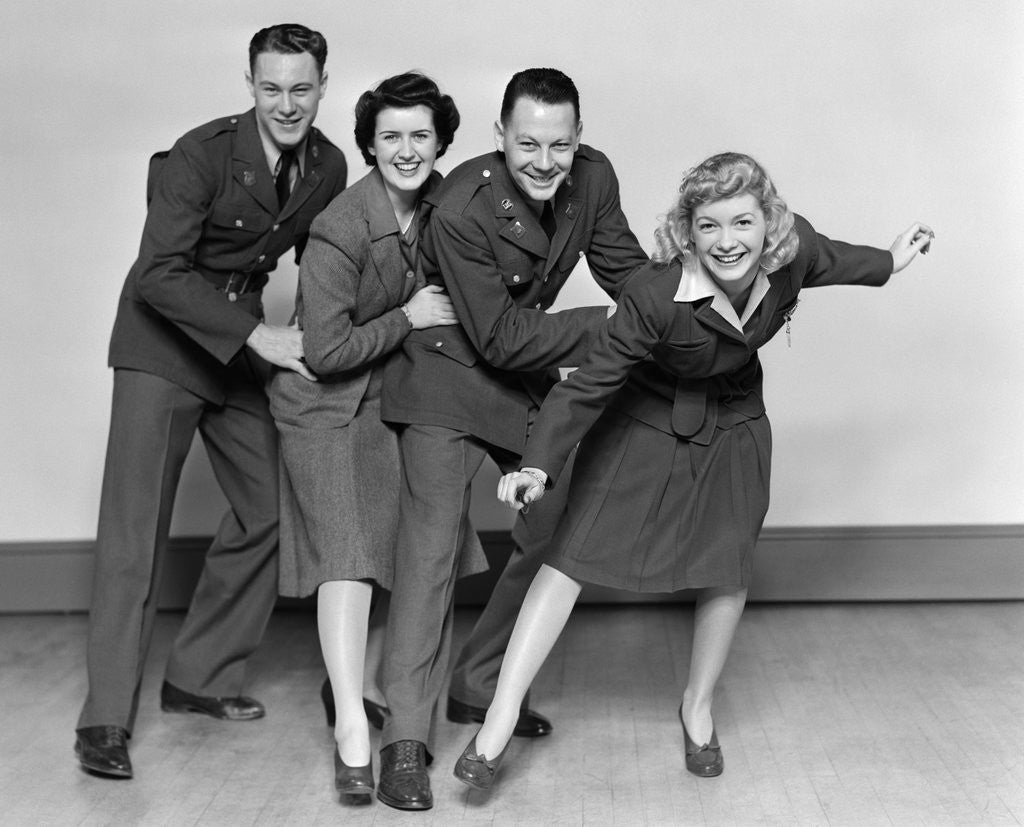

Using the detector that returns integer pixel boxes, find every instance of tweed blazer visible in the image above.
[522,215,895,484]
[381,145,648,453]
[269,168,436,429]
[108,109,348,403]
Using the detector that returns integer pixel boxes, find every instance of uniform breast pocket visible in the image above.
[496,253,536,294]
[657,338,716,375]
[208,202,270,234]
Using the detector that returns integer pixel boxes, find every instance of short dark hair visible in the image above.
[500,68,580,125]
[353,72,461,167]
[249,24,328,76]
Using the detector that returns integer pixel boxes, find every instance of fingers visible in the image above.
[287,359,319,382]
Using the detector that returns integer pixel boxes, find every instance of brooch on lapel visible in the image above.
[784,298,800,347]
[511,220,526,239]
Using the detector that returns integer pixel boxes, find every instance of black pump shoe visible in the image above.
[679,704,723,777]
[453,732,510,791]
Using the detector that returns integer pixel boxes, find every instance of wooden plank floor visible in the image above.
[1,603,1022,825]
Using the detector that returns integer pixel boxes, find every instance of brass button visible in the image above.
[273,223,280,232]
[234,219,243,228]
[512,274,520,284]
[406,270,414,279]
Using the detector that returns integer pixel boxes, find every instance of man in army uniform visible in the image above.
[377,68,648,810]
[74,23,347,780]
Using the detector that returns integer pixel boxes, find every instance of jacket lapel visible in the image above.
[280,129,328,220]
[232,111,278,215]
[543,174,583,276]
[364,169,404,303]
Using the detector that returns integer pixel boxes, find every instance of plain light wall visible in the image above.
[1,0,1021,542]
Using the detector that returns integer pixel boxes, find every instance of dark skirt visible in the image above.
[276,369,398,597]
[545,409,772,593]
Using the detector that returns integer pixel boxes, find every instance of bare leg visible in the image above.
[362,590,388,708]
[680,585,748,745]
[474,565,582,758]
[318,579,373,766]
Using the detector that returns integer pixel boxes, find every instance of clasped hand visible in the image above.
[405,285,458,329]
[497,469,548,511]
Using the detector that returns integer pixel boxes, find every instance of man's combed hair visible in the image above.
[500,68,580,124]
[249,23,328,75]
[353,72,460,167]
[653,152,799,274]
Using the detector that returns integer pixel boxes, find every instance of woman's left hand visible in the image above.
[890,222,935,273]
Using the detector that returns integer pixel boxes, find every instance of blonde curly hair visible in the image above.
[653,152,799,274]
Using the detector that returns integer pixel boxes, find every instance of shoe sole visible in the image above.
[160,702,264,721]
[453,770,493,792]
[376,790,433,810]
[75,750,133,779]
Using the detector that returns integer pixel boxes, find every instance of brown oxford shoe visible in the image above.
[75,725,133,779]
[376,740,432,811]
[160,681,265,721]
[447,696,552,738]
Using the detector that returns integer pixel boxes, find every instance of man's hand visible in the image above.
[246,323,317,381]
[496,468,548,511]
[889,222,935,273]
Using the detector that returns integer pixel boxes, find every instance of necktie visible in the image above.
[540,201,557,241]
[275,149,296,210]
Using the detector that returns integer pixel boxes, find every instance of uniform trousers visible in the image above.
[381,422,570,749]
[77,363,279,733]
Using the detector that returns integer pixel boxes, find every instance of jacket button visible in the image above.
[406,270,414,279]
[482,169,491,178]
[512,274,520,283]
[273,223,280,232]
[535,302,543,309]
[578,251,584,257]
[234,219,243,228]
[258,255,266,263]
[435,341,443,348]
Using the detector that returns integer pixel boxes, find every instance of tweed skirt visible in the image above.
[276,370,398,597]
[545,408,772,593]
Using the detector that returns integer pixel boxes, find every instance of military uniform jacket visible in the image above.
[108,109,348,404]
[381,145,647,453]
[522,215,894,484]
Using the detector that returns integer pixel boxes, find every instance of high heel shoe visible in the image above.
[679,704,723,777]
[334,749,374,796]
[453,733,510,791]
[320,678,388,730]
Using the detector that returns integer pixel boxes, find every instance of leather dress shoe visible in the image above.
[376,740,432,811]
[679,705,723,777]
[320,678,387,730]
[334,750,374,797]
[75,725,132,778]
[453,733,509,791]
[160,681,265,721]
[447,696,552,738]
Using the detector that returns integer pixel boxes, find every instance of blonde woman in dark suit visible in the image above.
[269,73,476,803]
[456,152,932,790]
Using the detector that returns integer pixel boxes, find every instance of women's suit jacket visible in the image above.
[269,168,433,428]
[521,215,895,484]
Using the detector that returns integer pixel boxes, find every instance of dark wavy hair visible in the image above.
[249,24,328,76]
[653,152,799,274]
[353,72,460,167]
[500,68,580,124]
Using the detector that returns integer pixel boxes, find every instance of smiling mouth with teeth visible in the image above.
[396,163,420,171]
[715,252,745,264]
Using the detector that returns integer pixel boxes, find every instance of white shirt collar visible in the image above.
[673,259,771,333]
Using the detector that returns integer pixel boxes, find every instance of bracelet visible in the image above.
[400,303,413,328]
[521,468,547,487]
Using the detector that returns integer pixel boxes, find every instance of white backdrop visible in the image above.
[1,0,1021,541]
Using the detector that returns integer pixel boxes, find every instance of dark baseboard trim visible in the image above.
[1,525,1021,613]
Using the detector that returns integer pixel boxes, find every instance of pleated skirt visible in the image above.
[276,369,398,597]
[546,408,772,593]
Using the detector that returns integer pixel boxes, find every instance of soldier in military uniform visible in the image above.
[74,23,347,780]
[376,68,648,810]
